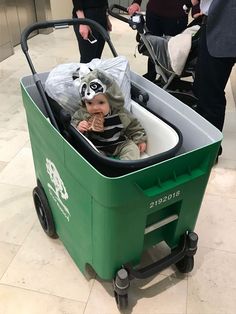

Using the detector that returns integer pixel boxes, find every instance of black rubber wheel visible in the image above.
[175,255,194,273]
[114,291,128,310]
[33,186,58,239]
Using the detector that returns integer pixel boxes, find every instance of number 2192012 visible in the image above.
[149,190,181,209]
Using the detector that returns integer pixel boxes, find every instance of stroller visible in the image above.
[20,18,221,311]
[109,4,202,108]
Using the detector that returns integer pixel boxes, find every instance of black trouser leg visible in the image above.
[73,7,107,63]
[144,11,188,81]
[194,23,235,131]
[73,25,105,63]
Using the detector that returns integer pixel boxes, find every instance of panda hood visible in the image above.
[74,69,125,113]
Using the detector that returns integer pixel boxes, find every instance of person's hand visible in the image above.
[138,142,147,153]
[107,16,112,32]
[193,11,203,19]
[191,0,199,5]
[128,3,140,15]
[77,120,89,133]
[79,24,91,40]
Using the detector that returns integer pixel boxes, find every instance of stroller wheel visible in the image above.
[113,268,130,310]
[175,255,194,273]
[114,291,128,310]
[33,185,58,239]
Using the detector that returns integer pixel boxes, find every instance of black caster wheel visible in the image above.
[114,291,128,310]
[175,255,194,273]
[33,186,58,239]
[113,268,129,310]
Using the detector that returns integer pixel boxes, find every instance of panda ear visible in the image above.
[97,70,113,88]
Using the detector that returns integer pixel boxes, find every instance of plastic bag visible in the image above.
[45,56,131,115]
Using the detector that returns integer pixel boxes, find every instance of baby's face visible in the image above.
[85,93,110,116]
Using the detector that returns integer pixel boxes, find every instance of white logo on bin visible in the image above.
[46,158,71,222]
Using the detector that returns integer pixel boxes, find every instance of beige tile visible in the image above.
[0,93,22,113]
[0,128,29,163]
[84,280,120,314]
[0,68,17,80]
[0,146,36,188]
[216,157,236,170]
[220,131,236,165]
[0,161,7,172]
[0,100,28,132]
[195,194,236,253]
[225,79,236,112]
[206,167,236,196]
[0,242,19,278]
[0,46,27,72]
[85,274,187,314]
[0,285,85,314]
[0,183,36,245]
[1,223,95,302]
[0,75,22,96]
[187,247,236,314]
[224,110,236,133]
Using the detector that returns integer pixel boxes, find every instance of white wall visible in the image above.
[50,0,72,19]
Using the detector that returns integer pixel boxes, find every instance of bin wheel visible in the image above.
[114,291,128,310]
[175,255,194,273]
[33,186,58,239]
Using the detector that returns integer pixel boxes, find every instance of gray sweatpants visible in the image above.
[113,140,140,160]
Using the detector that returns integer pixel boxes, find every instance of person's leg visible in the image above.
[73,7,107,63]
[194,23,235,132]
[115,141,140,160]
[144,11,164,81]
[72,27,96,63]
[160,16,188,36]
[144,13,188,81]
[87,7,107,59]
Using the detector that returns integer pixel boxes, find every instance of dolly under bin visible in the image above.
[20,19,222,310]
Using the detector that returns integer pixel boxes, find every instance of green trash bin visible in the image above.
[20,19,222,310]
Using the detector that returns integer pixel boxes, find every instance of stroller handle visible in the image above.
[21,18,117,55]
[108,4,130,24]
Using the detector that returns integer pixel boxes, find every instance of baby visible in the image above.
[72,69,147,160]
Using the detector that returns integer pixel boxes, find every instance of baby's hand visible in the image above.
[77,120,89,133]
[138,142,147,153]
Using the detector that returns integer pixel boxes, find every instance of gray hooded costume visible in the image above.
[71,69,147,160]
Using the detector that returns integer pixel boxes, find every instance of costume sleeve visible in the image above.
[71,106,91,127]
[122,111,147,144]
[71,109,83,127]
[72,0,83,11]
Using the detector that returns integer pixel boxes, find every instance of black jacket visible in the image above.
[72,0,108,13]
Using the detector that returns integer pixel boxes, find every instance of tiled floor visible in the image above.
[0,17,236,314]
